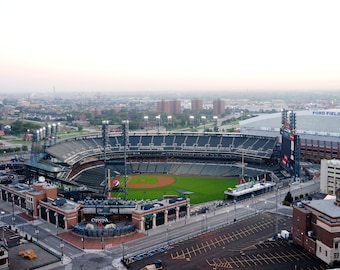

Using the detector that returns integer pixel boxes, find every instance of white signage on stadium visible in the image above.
[91,217,108,223]
[313,111,340,116]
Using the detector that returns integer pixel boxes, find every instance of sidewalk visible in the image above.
[58,230,145,250]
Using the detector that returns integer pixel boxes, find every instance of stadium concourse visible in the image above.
[16,132,287,240]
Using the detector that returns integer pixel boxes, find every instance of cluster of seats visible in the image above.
[45,133,278,165]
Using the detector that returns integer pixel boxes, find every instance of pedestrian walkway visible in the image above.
[58,230,145,250]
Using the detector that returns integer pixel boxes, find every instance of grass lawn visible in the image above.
[119,174,238,204]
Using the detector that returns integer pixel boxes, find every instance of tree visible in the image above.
[283,191,293,206]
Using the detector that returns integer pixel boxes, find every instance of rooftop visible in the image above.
[307,198,340,219]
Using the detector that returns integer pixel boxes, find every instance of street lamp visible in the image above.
[101,233,105,249]
[11,194,15,225]
[201,214,207,233]
[167,224,171,245]
[234,199,237,222]
[0,211,4,225]
[252,193,255,214]
[60,239,64,264]
[35,226,39,242]
[0,211,5,241]
[55,212,58,235]
[81,230,85,249]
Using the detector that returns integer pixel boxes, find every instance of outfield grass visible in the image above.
[118,174,238,204]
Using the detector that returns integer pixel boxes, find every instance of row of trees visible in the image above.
[2,120,41,136]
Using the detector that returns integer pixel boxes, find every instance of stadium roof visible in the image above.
[240,109,340,140]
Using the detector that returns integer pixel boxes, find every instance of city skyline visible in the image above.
[1,0,340,94]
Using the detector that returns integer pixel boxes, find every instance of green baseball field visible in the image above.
[117,174,238,204]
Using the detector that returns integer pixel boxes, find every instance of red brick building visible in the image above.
[156,99,181,114]
[213,99,226,115]
[0,182,82,230]
[191,99,203,111]
[293,190,340,265]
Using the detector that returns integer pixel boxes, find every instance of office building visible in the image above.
[320,159,340,195]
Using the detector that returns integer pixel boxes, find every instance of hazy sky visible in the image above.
[1,0,340,94]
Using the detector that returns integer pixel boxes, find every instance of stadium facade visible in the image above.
[240,109,340,163]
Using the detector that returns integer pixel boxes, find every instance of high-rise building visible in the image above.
[156,99,170,113]
[320,159,340,195]
[156,99,181,114]
[213,99,226,115]
[170,99,181,114]
[191,99,203,111]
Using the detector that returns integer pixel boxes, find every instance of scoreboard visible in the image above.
[280,130,295,173]
[280,110,300,178]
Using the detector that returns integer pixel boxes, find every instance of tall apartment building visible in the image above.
[320,159,340,195]
[191,99,203,111]
[213,98,226,115]
[156,99,169,113]
[156,99,181,114]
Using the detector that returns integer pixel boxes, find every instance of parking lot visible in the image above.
[9,241,60,270]
[128,212,328,270]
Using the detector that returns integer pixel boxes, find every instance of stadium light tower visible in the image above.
[144,116,149,130]
[201,116,206,133]
[189,115,195,131]
[280,109,300,183]
[213,116,218,131]
[122,120,129,200]
[167,115,172,131]
[156,115,161,133]
[102,120,110,198]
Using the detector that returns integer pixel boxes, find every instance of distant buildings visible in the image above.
[156,99,181,114]
[156,98,227,115]
[320,159,340,195]
[191,99,203,111]
[213,99,226,115]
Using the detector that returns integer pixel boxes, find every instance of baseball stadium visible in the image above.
[2,109,339,242]
[20,124,281,236]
